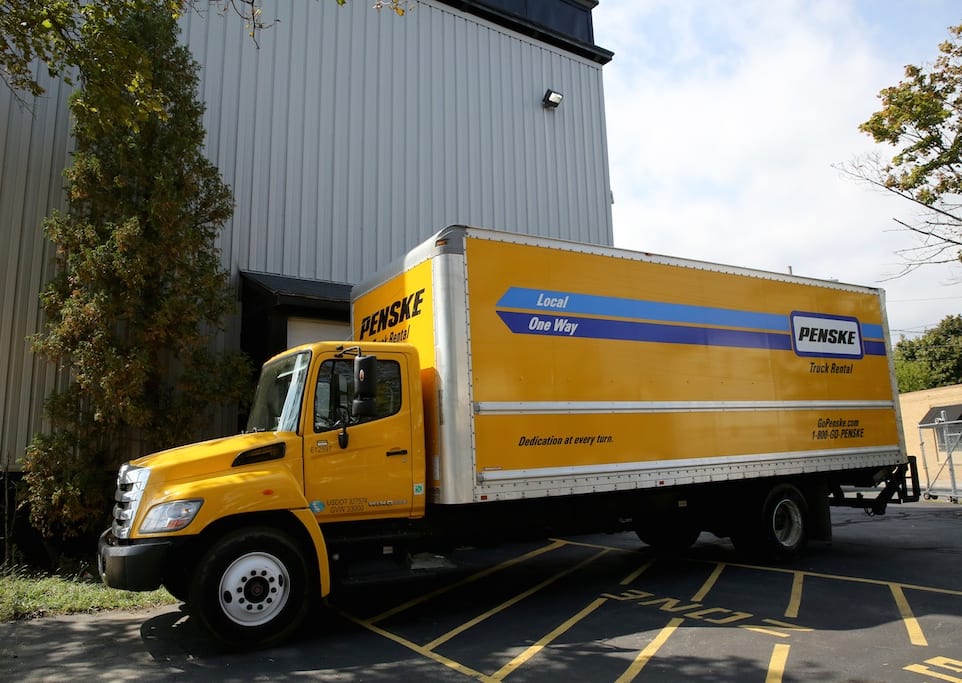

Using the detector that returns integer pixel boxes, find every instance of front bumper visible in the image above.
[97,529,175,591]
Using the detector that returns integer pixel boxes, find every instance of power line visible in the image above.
[892,324,940,332]
[888,295,962,303]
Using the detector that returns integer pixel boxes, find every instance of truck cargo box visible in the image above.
[351,226,905,506]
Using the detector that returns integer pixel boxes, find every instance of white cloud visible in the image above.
[594,0,962,338]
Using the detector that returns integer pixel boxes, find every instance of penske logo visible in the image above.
[791,312,863,359]
[358,288,425,340]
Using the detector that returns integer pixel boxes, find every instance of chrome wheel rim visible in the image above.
[217,551,290,626]
[771,498,803,548]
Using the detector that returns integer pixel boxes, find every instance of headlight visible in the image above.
[139,500,204,534]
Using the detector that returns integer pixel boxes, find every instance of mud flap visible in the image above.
[803,482,832,543]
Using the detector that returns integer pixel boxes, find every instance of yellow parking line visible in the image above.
[552,538,962,601]
[339,534,954,682]
[339,609,490,680]
[490,597,609,681]
[741,626,791,638]
[557,537,636,552]
[369,539,566,623]
[614,617,685,683]
[903,664,962,683]
[765,643,791,683]
[555,540,652,585]
[423,549,610,651]
[904,657,962,682]
[761,618,813,633]
[620,558,656,586]
[691,563,726,602]
[891,584,928,647]
[722,561,962,598]
[785,572,803,619]
[741,618,813,637]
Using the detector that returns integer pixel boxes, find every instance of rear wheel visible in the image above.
[734,484,808,561]
[189,527,315,649]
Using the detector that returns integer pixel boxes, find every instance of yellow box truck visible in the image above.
[98,226,918,647]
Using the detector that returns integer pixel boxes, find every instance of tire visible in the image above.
[734,484,808,561]
[189,527,315,649]
[635,514,701,553]
[162,567,191,604]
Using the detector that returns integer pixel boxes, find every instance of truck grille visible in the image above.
[111,464,150,539]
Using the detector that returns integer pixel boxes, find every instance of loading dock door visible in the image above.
[287,317,350,348]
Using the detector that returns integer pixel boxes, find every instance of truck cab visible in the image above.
[99,342,424,648]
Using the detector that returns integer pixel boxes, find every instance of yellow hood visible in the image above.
[130,432,295,485]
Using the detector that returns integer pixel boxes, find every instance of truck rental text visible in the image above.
[98,226,919,648]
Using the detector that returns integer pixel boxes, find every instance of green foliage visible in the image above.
[0,564,176,621]
[860,25,962,204]
[894,314,962,392]
[25,6,250,539]
[1,1,80,97]
[895,356,938,393]
[23,385,115,537]
[1,1,182,118]
[849,24,962,271]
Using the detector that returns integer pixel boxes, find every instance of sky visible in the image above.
[592,0,962,340]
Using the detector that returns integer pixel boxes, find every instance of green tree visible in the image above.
[1,1,182,115]
[841,24,962,275]
[24,6,249,539]
[894,314,962,392]
[894,355,937,393]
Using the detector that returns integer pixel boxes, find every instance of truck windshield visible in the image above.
[246,351,311,433]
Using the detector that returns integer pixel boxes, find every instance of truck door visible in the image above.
[304,352,414,521]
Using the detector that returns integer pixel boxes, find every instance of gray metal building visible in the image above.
[0,0,613,471]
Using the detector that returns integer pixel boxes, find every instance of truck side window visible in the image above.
[314,359,402,432]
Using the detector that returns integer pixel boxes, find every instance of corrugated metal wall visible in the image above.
[0,69,73,472]
[0,0,612,470]
[181,0,612,283]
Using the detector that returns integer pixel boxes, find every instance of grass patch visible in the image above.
[0,564,178,621]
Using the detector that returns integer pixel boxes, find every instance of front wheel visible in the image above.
[189,527,315,649]
[162,567,191,604]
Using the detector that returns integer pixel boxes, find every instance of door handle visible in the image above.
[386,449,408,457]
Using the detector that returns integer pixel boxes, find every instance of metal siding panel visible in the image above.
[544,49,563,235]
[267,15,290,276]
[591,66,614,244]
[390,14,410,259]
[490,32,509,230]
[251,15,277,273]
[283,3,307,277]
[0,70,71,470]
[300,2,323,279]
[231,19,258,277]
[573,60,591,242]
[328,7,350,283]
[314,0,339,280]
[440,13,458,232]
[342,5,361,282]
[468,23,484,223]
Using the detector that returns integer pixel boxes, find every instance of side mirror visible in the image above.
[352,355,378,419]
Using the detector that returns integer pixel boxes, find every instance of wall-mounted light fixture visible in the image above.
[542,89,563,109]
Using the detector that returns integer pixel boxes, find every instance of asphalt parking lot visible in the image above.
[2,502,961,682]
